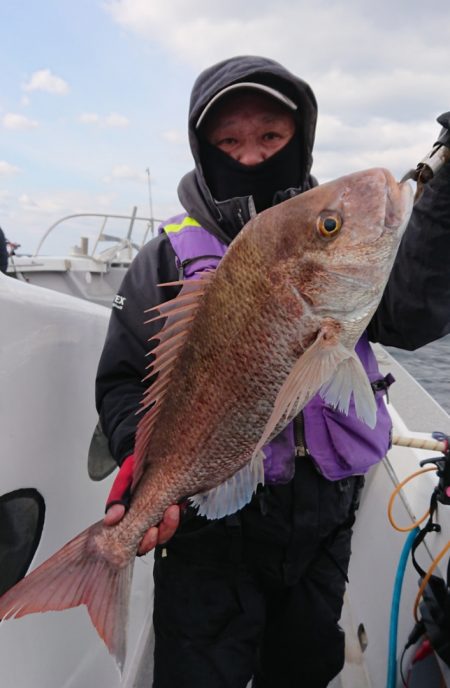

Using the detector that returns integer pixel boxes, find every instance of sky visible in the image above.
[1,0,450,254]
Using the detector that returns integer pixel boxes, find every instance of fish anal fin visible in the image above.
[190,451,265,520]
[0,521,134,673]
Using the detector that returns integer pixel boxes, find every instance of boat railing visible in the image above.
[33,206,162,262]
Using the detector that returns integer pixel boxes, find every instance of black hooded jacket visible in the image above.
[177,55,318,241]
[95,55,450,465]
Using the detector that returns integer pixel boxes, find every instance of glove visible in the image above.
[436,112,450,147]
[105,454,134,513]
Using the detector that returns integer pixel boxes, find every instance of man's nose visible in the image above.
[237,145,266,166]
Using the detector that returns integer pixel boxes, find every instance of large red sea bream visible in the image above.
[0,168,413,670]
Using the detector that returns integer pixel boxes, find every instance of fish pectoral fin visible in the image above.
[189,450,265,520]
[320,354,377,428]
[254,326,354,454]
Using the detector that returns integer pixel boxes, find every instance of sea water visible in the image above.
[387,334,450,415]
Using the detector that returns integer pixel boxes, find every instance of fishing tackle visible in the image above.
[419,431,450,506]
[402,112,450,202]
[388,432,450,679]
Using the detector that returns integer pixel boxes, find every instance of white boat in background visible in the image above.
[1,259,450,686]
[6,208,160,307]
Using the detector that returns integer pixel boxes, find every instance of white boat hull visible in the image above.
[1,272,449,686]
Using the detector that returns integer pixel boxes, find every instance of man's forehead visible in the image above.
[196,81,297,129]
[202,90,296,131]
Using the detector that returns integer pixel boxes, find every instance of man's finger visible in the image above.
[138,526,158,555]
[103,503,125,526]
[158,505,180,544]
[137,505,180,555]
[105,503,180,554]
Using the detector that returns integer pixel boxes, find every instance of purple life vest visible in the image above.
[160,214,393,482]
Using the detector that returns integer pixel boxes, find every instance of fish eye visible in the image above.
[316,211,343,239]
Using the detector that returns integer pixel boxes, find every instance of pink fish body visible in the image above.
[0,168,413,670]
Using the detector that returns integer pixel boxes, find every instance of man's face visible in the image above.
[202,91,296,166]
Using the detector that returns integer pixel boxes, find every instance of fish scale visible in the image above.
[0,167,413,671]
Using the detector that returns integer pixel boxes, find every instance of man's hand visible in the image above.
[103,454,180,555]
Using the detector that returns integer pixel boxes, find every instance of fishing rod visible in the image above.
[402,111,450,202]
[392,434,448,453]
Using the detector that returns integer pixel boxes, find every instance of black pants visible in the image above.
[152,457,363,688]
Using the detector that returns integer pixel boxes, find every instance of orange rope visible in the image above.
[387,466,437,532]
[387,464,450,628]
[414,540,450,622]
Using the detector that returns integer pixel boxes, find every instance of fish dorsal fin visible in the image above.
[254,323,376,455]
[133,272,215,488]
[189,450,265,519]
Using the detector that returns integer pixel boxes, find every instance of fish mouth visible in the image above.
[340,168,414,246]
[384,174,414,233]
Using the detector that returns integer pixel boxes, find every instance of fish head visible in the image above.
[310,166,413,247]
[260,167,414,328]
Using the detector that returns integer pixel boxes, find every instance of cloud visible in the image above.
[0,189,13,205]
[4,188,155,254]
[15,190,117,217]
[79,112,129,127]
[103,164,147,182]
[18,194,63,213]
[313,112,441,179]
[0,161,20,176]
[104,1,450,123]
[103,0,450,185]
[104,2,279,65]
[79,113,101,124]
[312,69,446,123]
[316,114,437,154]
[105,113,129,127]
[23,69,69,95]
[14,190,115,223]
[2,113,38,130]
[162,129,184,144]
[103,0,450,70]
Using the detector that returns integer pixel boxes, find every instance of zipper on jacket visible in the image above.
[177,254,223,279]
[294,412,308,457]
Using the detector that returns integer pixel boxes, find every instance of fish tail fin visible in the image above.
[0,521,134,672]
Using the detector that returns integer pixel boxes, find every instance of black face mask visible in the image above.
[200,132,302,213]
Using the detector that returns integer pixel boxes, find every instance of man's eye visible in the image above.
[263,132,281,141]
[217,138,237,147]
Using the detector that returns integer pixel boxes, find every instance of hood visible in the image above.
[177,55,318,243]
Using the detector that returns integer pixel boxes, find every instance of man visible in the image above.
[96,56,450,687]
[0,227,8,274]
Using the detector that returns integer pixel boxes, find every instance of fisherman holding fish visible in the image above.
[94,56,450,686]
[1,56,449,687]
